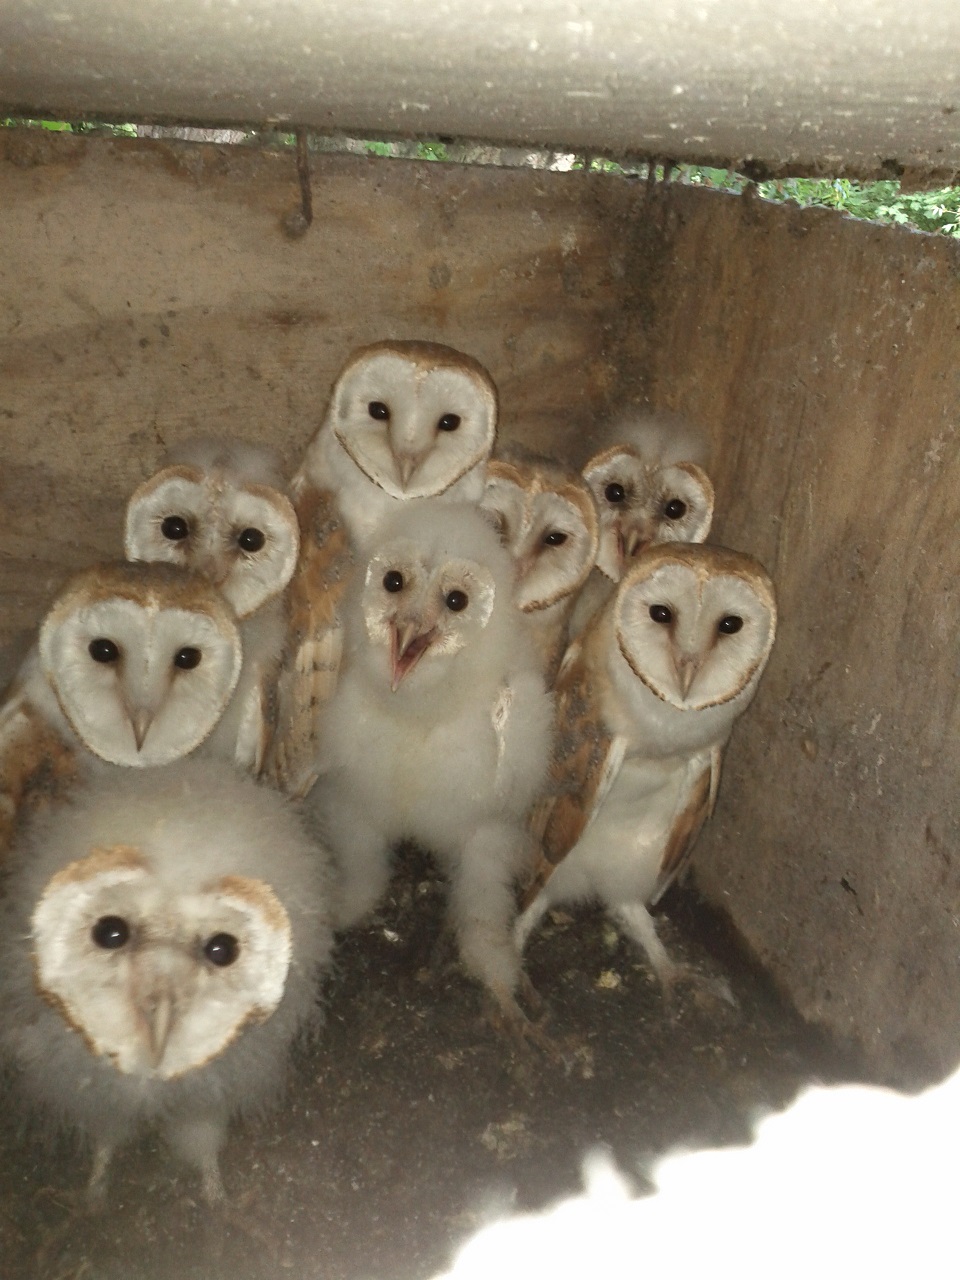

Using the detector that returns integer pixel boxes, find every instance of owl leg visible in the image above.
[514,891,551,955]
[85,1140,115,1208]
[611,901,677,987]
[613,901,737,1011]
[448,824,562,1061]
[312,786,391,930]
[164,1112,227,1204]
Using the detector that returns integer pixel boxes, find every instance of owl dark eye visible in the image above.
[649,604,673,625]
[543,530,568,546]
[173,647,202,670]
[368,401,390,421]
[203,932,239,967]
[383,570,404,593]
[718,614,743,635]
[88,638,120,664]
[160,515,189,541]
[445,589,468,612]
[604,482,626,504]
[664,498,687,520]
[437,413,461,432]
[92,915,130,950]
[237,527,265,553]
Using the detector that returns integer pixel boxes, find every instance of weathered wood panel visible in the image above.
[0,129,640,667]
[637,184,960,1083]
[3,131,960,1082]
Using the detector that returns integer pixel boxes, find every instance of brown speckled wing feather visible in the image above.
[267,487,353,798]
[522,646,623,909]
[649,743,723,906]
[0,691,77,857]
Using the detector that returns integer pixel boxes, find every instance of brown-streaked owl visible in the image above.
[571,412,714,640]
[481,447,599,682]
[0,758,333,1204]
[125,438,300,774]
[310,500,554,1045]
[270,340,499,798]
[517,542,776,991]
[0,562,242,850]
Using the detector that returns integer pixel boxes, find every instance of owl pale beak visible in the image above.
[674,650,702,700]
[131,707,155,752]
[391,620,437,690]
[394,449,428,488]
[130,958,183,1070]
[624,522,655,560]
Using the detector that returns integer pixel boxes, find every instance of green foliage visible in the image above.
[680,167,960,238]
[1,117,138,137]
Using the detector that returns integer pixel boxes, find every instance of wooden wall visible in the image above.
[3,129,959,1082]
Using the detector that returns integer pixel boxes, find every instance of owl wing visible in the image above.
[521,647,627,909]
[232,662,270,775]
[267,486,353,798]
[648,743,724,907]
[0,683,78,854]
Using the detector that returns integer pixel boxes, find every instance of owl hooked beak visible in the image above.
[673,649,703,700]
[390,619,438,691]
[129,947,194,1072]
[620,520,655,565]
[392,447,429,489]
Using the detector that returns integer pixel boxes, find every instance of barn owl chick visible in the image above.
[517,542,776,992]
[311,501,553,1036]
[0,759,333,1204]
[571,413,714,638]
[271,341,499,797]
[481,447,599,681]
[125,437,300,773]
[294,340,499,548]
[0,562,242,849]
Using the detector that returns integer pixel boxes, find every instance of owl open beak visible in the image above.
[624,522,655,560]
[391,620,437,691]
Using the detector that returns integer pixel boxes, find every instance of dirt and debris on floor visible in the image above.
[0,847,859,1280]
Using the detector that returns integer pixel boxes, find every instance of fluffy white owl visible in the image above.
[124,437,300,773]
[0,758,333,1204]
[271,340,499,797]
[310,501,553,1038]
[0,562,242,849]
[481,447,599,681]
[517,542,776,991]
[570,412,715,638]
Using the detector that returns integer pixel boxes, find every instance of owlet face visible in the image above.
[39,563,242,766]
[32,843,291,1079]
[125,464,299,620]
[358,503,507,695]
[329,340,498,501]
[615,544,776,711]
[583,446,714,581]
[482,458,599,612]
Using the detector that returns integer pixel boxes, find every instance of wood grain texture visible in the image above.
[4,131,960,1081]
[635,182,960,1083]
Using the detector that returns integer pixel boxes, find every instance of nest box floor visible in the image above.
[0,848,854,1280]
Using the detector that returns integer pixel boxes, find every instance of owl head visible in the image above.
[39,562,242,767]
[615,543,777,712]
[481,449,599,612]
[0,759,332,1207]
[325,340,498,501]
[583,444,715,582]
[124,437,300,620]
[353,500,516,699]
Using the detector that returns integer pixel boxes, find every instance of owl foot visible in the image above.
[485,987,570,1071]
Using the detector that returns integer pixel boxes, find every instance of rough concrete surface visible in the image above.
[0,127,956,1235]
[2,1,960,180]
